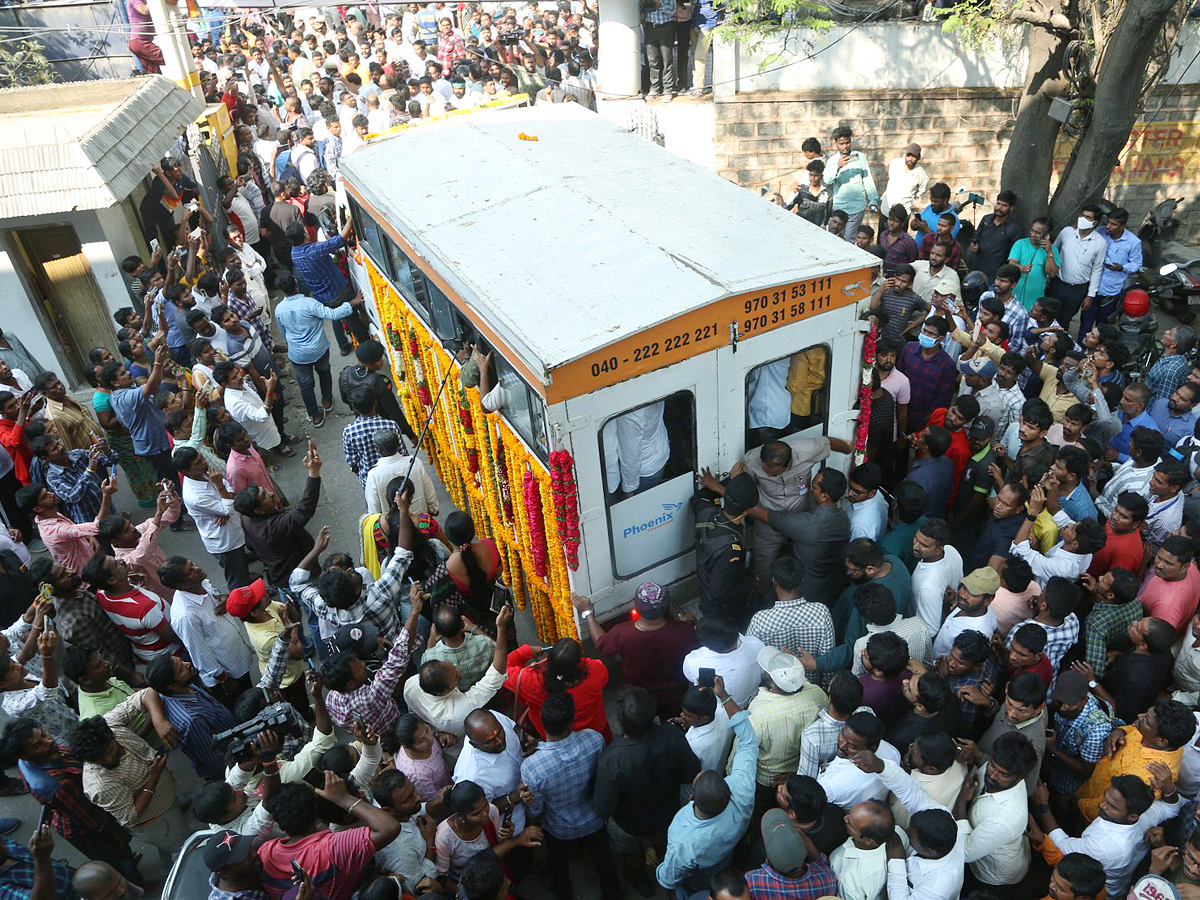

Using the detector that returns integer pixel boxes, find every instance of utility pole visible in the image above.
[144,0,204,101]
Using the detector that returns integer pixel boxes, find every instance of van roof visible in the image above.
[342,104,876,391]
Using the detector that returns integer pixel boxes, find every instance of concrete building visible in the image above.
[0,77,203,386]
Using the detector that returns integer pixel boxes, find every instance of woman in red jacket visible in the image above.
[505,638,611,742]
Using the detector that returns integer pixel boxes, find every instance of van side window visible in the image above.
[745,345,830,450]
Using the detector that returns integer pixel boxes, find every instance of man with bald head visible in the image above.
[829,799,899,900]
[73,860,144,900]
[453,707,533,876]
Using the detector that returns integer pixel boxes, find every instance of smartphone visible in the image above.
[291,859,308,882]
[149,238,160,255]
[155,745,170,757]
[304,655,319,673]
[489,590,510,615]
[698,667,716,688]
[302,767,325,790]
[43,615,54,634]
[38,804,51,832]
[351,713,367,734]
[501,805,514,828]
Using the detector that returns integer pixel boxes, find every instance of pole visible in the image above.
[145,0,204,101]
[597,0,643,100]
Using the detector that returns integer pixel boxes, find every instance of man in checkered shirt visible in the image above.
[342,386,404,487]
[746,557,834,660]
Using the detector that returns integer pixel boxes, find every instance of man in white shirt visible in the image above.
[453,710,529,833]
[1009,485,1106,586]
[852,752,965,900]
[681,617,765,709]
[1050,209,1107,329]
[830,799,905,900]
[911,242,962,305]
[676,685,733,772]
[848,463,888,542]
[363,430,437,516]
[602,401,670,496]
[290,129,320,181]
[1029,764,1183,897]
[746,358,791,446]
[403,605,510,737]
[932,567,999,660]
[213,361,281,454]
[817,711,902,808]
[947,732,1038,887]
[909,519,963,633]
[174,445,252,590]
[881,143,929,217]
[161,557,255,693]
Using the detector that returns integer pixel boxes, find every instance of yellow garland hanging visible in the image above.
[361,259,573,641]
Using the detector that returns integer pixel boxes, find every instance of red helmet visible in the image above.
[1123,289,1150,317]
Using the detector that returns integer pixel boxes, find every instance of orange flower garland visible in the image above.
[361,258,574,642]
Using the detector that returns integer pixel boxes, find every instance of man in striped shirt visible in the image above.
[82,553,182,664]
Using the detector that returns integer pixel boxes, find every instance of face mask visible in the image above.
[1077,216,1092,231]
[918,333,937,349]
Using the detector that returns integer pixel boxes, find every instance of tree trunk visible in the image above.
[1048,0,1184,225]
[999,21,1070,231]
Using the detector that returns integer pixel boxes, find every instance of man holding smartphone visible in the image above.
[1007,217,1061,311]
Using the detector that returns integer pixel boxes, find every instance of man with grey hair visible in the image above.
[1146,324,1197,403]
[363,429,438,516]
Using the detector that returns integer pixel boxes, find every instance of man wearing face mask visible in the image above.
[1050,208,1107,331]
[897,318,957,434]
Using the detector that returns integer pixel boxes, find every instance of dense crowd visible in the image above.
[0,5,1196,900]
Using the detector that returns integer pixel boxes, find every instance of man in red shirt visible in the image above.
[1138,535,1200,634]
[1005,622,1054,689]
[571,582,698,722]
[924,394,981,505]
[0,391,32,484]
[1088,491,1148,576]
[258,772,399,900]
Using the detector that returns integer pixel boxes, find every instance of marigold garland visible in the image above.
[362,258,574,641]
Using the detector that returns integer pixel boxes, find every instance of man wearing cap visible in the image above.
[932,568,999,660]
[1050,207,1106,330]
[204,828,276,900]
[573,583,697,722]
[655,675,759,894]
[958,358,1004,433]
[882,143,929,222]
[745,808,838,898]
[235,441,321,587]
[746,648,828,792]
[970,190,1022,282]
[691,470,760,622]
[950,416,997,540]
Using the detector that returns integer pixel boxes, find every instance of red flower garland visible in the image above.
[855,322,878,463]
[523,470,549,577]
[549,449,581,570]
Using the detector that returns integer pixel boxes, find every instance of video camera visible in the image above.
[499,26,526,46]
[211,702,306,763]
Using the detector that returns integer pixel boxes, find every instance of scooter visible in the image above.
[1148,242,1200,323]
[1139,198,1183,271]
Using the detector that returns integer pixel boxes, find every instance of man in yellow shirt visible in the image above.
[1074,698,1194,822]
[226,579,309,711]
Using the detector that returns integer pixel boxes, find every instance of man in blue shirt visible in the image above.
[274,273,361,428]
[1149,381,1200,448]
[288,218,366,355]
[1052,446,1097,522]
[914,182,959,241]
[656,675,758,894]
[522,693,620,900]
[99,344,175,481]
[1108,382,1161,462]
[1081,207,1143,337]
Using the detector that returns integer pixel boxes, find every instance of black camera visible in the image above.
[211,702,306,762]
[499,26,526,45]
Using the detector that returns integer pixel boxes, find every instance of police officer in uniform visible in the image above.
[692,469,760,625]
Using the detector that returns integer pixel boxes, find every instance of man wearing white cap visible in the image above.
[1049,206,1107,330]
[744,647,829,791]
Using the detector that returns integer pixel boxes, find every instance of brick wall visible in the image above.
[713,84,1200,239]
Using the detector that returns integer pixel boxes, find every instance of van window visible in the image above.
[483,351,549,461]
[599,392,696,579]
[744,345,830,450]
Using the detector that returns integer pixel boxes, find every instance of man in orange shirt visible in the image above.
[1074,697,1194,822]
[1088,492,1148,576]
[1038,852,1107,900]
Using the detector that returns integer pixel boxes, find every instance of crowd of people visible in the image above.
[0,4,1195,900]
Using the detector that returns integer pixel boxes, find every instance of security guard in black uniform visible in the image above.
[692,469,760,625]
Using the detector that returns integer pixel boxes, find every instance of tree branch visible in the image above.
[1008,7,1074,31]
